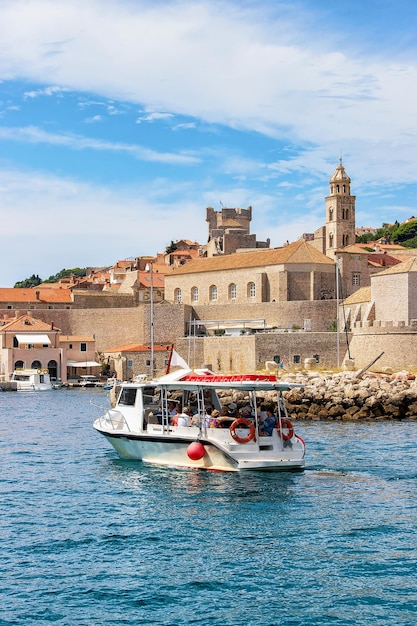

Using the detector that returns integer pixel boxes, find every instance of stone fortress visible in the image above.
[1,160,417,379]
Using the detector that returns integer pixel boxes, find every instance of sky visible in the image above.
[1,0,417,287]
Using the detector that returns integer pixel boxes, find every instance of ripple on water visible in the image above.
[0,392,416,625]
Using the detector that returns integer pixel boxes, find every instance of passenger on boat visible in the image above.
[209,409,221,428]
[239,405,254,419]
[259,406,277,436]
[177,407,192,427]
[216,405,235,428]
[167,400,179,417]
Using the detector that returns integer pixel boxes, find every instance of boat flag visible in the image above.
[170,349,189,370]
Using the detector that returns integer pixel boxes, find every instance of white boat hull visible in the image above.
[15,382,52,392]
[94,422,305,472]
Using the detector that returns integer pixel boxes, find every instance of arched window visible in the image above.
[247,282,255,299]
[14,360,25,369]
[31,360,41,369]
[191,286,199,303]
[48,360,58,379]
[174,288,182,304]
[229,283,237,300]
[328,207,333,221]
[209,285,218,302]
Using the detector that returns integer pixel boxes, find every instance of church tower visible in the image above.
[325,159,356,258]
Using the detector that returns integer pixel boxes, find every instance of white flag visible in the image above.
[170,349,189,369]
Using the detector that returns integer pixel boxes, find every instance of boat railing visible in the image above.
[102,408,131,431]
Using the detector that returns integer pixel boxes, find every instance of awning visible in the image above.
[66,361,101,367]
[15,334,51,345]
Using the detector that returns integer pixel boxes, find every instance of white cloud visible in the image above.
[0,167,207,286]
[23,85,68,98]
[0,125,200,165]
[84,114,103,123]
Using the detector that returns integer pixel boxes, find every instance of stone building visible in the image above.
[165,239,336,307]
[310,159,356,259]
[0,312,97,382]
[340,257,417,370]
[204,205,270,257]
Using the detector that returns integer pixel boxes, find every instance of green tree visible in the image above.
[44,268,86,283]
[391,220,417,244]
[165,240,178,254]
[14,274,42,288]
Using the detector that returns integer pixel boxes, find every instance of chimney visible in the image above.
[35,291,40,301]
[51,321,54,330]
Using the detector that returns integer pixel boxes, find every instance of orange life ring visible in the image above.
[277,418,294,441]
[229,418,256,444]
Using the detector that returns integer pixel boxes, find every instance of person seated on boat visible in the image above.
[259,406,277,436]
[215,405,234,428]
[177,406,192,427]
[239,405,254,420]
[209,409,221,428]
[167,399,179,417]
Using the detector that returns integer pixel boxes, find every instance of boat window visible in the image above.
[118,388,137,406]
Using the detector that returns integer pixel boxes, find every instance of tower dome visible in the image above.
[329,159,351,194]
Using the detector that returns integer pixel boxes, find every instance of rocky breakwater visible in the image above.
[282,371,417,421]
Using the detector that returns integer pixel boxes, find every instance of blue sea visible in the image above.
[0,390,416,626]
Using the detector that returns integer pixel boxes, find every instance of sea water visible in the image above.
[0,390,416,626]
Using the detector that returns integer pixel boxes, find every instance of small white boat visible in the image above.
[10,368,52,392]
[93,368,306,472]
[103,377,121,390]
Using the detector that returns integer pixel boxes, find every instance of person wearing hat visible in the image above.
[209,409,220,428]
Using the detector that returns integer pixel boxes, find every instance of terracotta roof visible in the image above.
[0,288,73,303]
[372,257,417,276]
[104,343,170,353]
[168,240,333,276]
[344,286,371,305]
[339,244,369,255]
[0,314,60,332]
[138,272,165,288]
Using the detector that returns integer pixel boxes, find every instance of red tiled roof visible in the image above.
[0,288,73,303]
[0,314,60,332]
[168,240,334,276]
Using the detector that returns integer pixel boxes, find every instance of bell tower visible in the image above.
[325,159,356,258]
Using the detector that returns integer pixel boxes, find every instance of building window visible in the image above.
[313,354,320,364]
[13,336,18,348]
[328,208,333,221]
[7,305,12,310]
[192,287,199,303]
[229,283,237,300]
[174,288,182,304]
[69,343,73,349]
[127,360,133,367]
[15,360,25,369]
[80,342,87,352]
[293,355,301,364]
[247,282,255,299]
[48,306,53,310]
[209,285,218,302]
[273,355,281,364]
[352,273,360,286]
